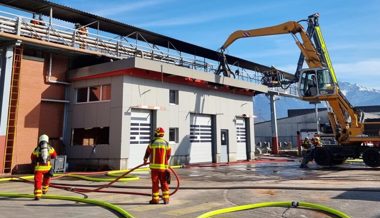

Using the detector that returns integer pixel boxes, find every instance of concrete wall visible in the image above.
[0,46,13,173]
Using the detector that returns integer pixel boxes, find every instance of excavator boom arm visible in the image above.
[220,21,322,68]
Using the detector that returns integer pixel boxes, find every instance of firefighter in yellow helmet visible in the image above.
[300,134,322,169]
[143,127,171,204]
[31,134,57,200]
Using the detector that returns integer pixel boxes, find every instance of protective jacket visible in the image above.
[144,137,171,171]
[31,142,57,199]
[31,144,57,171]
[144,137,171,204]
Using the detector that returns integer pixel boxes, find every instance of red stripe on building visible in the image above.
[71,68,256,96]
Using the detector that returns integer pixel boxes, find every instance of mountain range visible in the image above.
[254,82,380,122]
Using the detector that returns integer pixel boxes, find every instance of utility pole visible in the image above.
[269,94,279,154]
[314,103,320,134]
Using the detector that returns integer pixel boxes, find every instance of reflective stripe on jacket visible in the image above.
[31,145,57,171]
[144,137,171,170]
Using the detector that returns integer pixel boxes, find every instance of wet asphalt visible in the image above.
[1,157,380,218]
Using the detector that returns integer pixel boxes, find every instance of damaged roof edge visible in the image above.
[68,57,269,94]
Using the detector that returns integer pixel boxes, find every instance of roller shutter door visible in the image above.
[128,109,152,168]
[236,118,247,160]
[189,114,212,163]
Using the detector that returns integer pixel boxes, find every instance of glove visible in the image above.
[47,167,55,178]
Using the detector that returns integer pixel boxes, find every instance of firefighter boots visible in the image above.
[149,199,159,204]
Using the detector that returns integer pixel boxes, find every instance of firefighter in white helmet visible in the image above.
[31,134,57,200]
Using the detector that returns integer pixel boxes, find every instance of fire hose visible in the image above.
[0,163,181,218]
[197,201,350,218]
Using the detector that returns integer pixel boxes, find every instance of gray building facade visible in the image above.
[66,57,268,169]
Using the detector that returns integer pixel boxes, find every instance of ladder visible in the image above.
[3,46,23,174]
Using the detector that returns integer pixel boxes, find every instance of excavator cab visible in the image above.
[298,68,336,98]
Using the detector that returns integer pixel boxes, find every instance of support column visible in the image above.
[314,103,320,134]
[0,46,14,172]
[269,94,279,154]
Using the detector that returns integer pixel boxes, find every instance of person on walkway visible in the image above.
[31,134,57,200]
[143,127,171,204]
[75,23,88,49]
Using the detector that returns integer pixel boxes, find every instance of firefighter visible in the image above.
[300,134,322,168]
[300,137,314,168]
[31,134,57,200]
[143,127,171,204]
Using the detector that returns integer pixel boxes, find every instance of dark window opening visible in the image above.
[77,87,88,103]
[169,90,178,104]
[72,127,110,146]
[89,86,101,101]
[169,128,179,143]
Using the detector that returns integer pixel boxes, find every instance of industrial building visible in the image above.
[0,0,277,173]
[255,106,380,148]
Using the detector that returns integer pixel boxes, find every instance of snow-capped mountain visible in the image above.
[254,82,380,122]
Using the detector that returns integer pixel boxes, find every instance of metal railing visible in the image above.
[0,10,300,97]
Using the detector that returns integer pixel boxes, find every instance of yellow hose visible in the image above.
[62,174,139,182]
[106,165,182,177]
[0,175,34,182]
[197,201,350,218]
[0,172,140,182]
[0,166,183,182]
[0,192,134,218]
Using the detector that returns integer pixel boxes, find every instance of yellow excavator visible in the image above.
[217,13,380,167]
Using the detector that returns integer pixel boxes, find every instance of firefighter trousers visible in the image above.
[34,170,51,198]
[150,169,169,202]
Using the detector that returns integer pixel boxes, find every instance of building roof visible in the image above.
[0,0,292,77]
[68,57,268,96]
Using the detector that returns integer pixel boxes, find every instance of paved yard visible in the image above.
[1,157,379,218]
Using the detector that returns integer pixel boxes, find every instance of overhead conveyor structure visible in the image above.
[0,0,296,90]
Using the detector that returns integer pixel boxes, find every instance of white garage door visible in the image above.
[129,109,152,168]
[236,118,247,160]
[189,114,212,163]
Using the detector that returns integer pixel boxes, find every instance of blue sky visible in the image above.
[3,0,380,88]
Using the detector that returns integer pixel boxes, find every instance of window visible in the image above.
[76,84,111,103]
[77,87,88,103]
[72,127,110,146]
[169,128,179,143]
[169,90,178,104]
[102,85,111,100]
[89,86,101,102]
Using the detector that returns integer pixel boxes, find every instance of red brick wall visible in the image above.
[13,57,44,172]
[11,54,68,173]
[39,55,68,154]
[0,135,5,172]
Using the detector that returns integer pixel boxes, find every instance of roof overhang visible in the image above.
[69,57,268,96]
